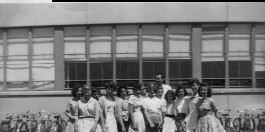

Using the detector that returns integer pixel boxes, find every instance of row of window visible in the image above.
[0,24,264,90]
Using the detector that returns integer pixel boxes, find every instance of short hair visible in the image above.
[190,78,200,86]
[164,90,176,101]
[104,81,118,91]
[174,85,188,97]
[155,73,164,78]
[198,82,212,97]
[117,86,128,97]
[146,83,157,93]
[91,87,101,95]
[71,83,83,97]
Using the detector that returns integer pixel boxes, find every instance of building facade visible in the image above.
[0,2,265,120]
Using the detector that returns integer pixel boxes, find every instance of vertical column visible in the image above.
[191,25,202,81]
[112,26,116,83]
[3,31,7,91]
[251,25,256,88]
[86,26,91,85]
[28,29,33,90]
[165,25,169,85]
[225,25,229,88]
[54,27,65,90]
[139,25,143,83]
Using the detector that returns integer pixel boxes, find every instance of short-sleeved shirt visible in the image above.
[128,95,144,112]
[175,97,188,114]
[77,97,100,118]
[143,96,162,113]
[116,97,129,121]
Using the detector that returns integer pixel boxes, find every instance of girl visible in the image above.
[128,83,145,132]
[77,84,101,132]
[143,83,163,132]
[116,86,130,132]
[65,84,83,132]
[194,83,226,132]
[186,78,200,132]
[174,86,188,132]
[98,81,118,132]
[162,90,176,132]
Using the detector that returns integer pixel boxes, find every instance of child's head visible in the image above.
[91,87,101,100]
[156,85,163,99]
[117,86,128,98]
[133,83,142,96]
[147,83,157,97]
[198,82,212,97]
[175,85,187,98]
[105,81,117,94]
[71,83,83,98]
[164,90,176,102]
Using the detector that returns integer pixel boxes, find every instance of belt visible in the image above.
[78,116,95,119]
[165,114,175,118]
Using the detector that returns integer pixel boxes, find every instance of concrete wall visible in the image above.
[0,2,265,27]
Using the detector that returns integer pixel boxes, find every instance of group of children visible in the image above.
[64,74,226,132]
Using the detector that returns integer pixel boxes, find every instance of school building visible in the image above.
[0,2,265,119]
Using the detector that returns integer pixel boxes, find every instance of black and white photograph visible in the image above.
[0,2,265,132]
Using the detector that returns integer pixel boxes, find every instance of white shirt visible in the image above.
[143,96,162,113]
[161,84,172,99]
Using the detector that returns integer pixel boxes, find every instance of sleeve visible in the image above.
[128,96,134,104]
[210,98,216,111]
[94,101,100,118]
[65,102,71,113]
[142,98,147,109]
[115,99,123,120]
[98,96,105,117]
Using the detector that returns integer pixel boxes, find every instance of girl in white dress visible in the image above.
[98,82,118,132]
[77,84,101,132]
[162,90,176,132]
[175,86,189,132]
[128,84,145,132]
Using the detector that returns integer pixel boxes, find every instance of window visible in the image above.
[255,24,265,88]
[32,27,55,90]
[168,25,192,88]
[0,30,3,90]
[90,26,113,87]
[201,24,226,87]
[64,26,87,89]
[6,29,29,90]
[228,24,252,87]
[142,25,165,84]
[116,25,139,87]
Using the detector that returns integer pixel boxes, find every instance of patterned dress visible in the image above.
[195,98,226,132]
[128,95,145,132]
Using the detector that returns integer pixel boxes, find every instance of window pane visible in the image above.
[32,27,54,36]
[202,34,224,61]
[90,26,112,35]
[7,38,29,60]
[116,35,138,58]
[7,29,28,37]
[229,24,251,33]
[66,62,87,80]
[0,38,3,58]
[7,61,29,89]
[229,79,251,87]
[255,34,265,78]
[142,35,164,58]
[64,26,86,36]
[256,79,265,88]
[169,80,190,89]
[229,61,252,78]
[116,25,138,34]
[202,79,225,87]
[228,34,250,60]
[90,62,112,79]
[169,25,192,33]
[202,24,225,32]
[142,25,165,34]
[116,62,139,79]
[90,36,111,58]
[169,60,192,78]
[169,34,190,58]
[202,61,225,78]
[0,61,3,90]
[255,24,265,33]
[32,37,54,59]
[143,61,165,79]
[64,36,86,60]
